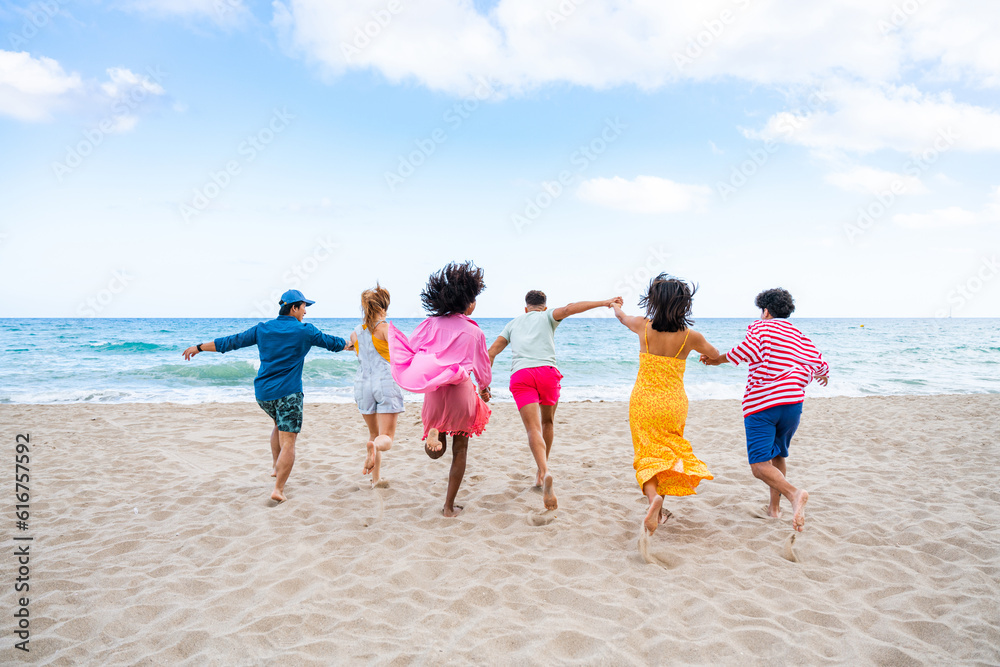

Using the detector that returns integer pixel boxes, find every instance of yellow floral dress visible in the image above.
[629,325,714,496]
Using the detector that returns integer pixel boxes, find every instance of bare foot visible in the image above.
[425,428,442,452]
[534,470,543,488]
[270,468,276,478]
[363,440,376,475]
[442,504,464,517]
[790,489,808,532]
[643,496,664,535]
[270,488,286,503]
[542,474,558,510]
[767,504,782,519]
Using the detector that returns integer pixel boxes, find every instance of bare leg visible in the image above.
[361,413,379,476]
[750,461,808,531]
[272,430,298,502]
[540,403,557,459]
[768,456,786,517]
[269,423,279,477]
[518,403,548,487]
[370,412,398,485]
[642,479,667,535]
[442,435,468,517]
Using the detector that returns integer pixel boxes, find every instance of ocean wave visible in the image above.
[88,341,168,354]
[128,361,259,384]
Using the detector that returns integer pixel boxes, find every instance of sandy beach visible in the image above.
[2,394,998,665]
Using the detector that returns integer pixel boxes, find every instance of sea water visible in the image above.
[1,318,997,404]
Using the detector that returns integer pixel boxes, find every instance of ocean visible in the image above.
[2,318,998,404]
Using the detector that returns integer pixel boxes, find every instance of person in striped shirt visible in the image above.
[701,288,828,532]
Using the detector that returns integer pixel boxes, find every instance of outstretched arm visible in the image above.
[552,297,623,322]
[611,303,647,335]
[185,324,258,360]
[685,330,719,361]
[182,340,217,360]
[487,336,508,366]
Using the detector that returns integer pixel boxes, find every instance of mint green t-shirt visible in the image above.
[499,309,560,373]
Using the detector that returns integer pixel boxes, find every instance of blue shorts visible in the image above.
[744,402,803,465]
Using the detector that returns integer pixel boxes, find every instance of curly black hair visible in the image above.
[755,288,795,318]
[420,261,486,317]
[525,290,546,307]
[639,273,696,332]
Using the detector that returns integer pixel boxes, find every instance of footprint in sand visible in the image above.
[750,505,782,520]
[782,533,800,562]
[372,479,390,489]
[637,530,683,569]
[526,512,556,526]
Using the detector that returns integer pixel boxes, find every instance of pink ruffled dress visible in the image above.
[388,314,492,439]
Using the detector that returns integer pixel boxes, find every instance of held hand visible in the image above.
[605,297,624,308]
[815,374,829,387]
[479,386,492,403]
[182,346,199,361]
[700,354,723,366]
[344,341,355,352]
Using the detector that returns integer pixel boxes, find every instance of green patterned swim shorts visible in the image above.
[256,392,304,433]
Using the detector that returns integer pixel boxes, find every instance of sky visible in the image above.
[0,0,998,319]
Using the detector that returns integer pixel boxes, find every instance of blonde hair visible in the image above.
[361,284,390,331]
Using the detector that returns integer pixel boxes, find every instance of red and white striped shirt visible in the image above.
[726,319,829,418]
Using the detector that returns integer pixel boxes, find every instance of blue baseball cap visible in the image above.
[279,289,315,307]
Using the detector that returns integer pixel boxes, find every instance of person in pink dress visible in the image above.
[388,261,492,517]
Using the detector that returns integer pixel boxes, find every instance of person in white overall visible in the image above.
[350,285,404,487]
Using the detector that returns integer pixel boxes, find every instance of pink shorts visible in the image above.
[509,366,563,410]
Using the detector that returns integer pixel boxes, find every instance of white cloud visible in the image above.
[269,0,1000,96]
[825,166,927,195]
[0,51,167,129]
[577,175,710,214]
[0,50,82,121]
[893,186,1000,228]
[748,81,1000,155]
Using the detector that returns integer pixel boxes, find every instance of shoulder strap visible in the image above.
[643,321,649,353]
[674,329,691,358]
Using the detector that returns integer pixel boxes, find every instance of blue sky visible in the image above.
[1,0,998,318]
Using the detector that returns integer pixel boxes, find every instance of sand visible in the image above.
[2,395,998,665]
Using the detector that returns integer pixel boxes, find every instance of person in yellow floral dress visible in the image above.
[612,274,720,535]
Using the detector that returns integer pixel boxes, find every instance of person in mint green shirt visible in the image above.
[488,290,622,511]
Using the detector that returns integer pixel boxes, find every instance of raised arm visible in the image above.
[487,336,508,366]
[611,303,647,335]
[552,297,623,322]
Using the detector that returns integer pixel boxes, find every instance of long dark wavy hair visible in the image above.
[639,273,696,332]
[420,261,486,317]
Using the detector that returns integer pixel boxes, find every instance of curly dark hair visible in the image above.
[639,273,696,332]
[420,261,486,317]
[525,290,546,307]
[755,288,795,318]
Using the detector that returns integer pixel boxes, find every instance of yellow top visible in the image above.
[359,323,390,362]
